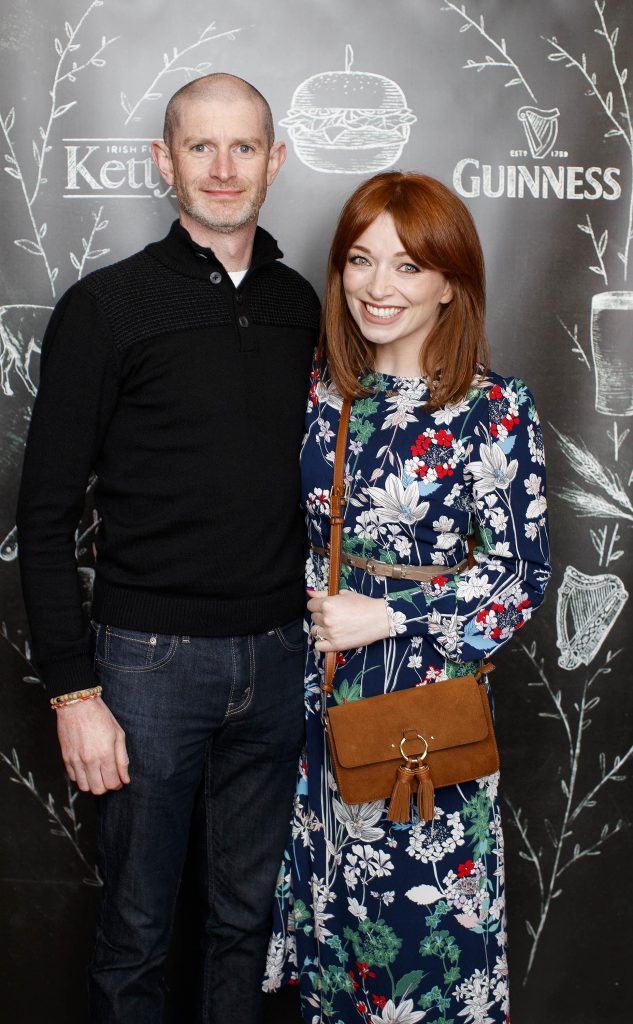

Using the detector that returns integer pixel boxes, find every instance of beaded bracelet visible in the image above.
[50,685,102,711]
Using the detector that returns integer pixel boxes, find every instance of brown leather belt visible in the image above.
[309,542,468,583]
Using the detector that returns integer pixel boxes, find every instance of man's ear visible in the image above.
[266,141,287,187]
[151,140,175,188]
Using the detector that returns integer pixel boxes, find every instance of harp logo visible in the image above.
[517,106,560,160]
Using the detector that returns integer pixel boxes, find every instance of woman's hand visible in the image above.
[307,589,391,652]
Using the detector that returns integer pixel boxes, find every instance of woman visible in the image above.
[265,172,551,1023]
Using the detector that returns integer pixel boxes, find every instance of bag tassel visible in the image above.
[414,763,435,824]
[387,765,415,823]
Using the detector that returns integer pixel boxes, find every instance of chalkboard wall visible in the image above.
[1,2,631,1021]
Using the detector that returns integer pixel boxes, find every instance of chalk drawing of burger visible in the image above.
[280,45,417,174]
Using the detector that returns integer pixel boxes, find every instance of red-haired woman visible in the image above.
[265,173,550,1022]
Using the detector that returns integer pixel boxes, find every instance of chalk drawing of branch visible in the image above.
[440,1,537,101]
[69,206,110,279]
[120,21,243,125]
[0,1,117,297]
[552,425,633,522]
[0,748,102,886]
[545,1,633,278]
[607,421,629,463]
[590,522,624,566]
[1,621,41,686]
[507,642,630,981]
[577,215,608,286]
[556,317,591,370]
[0,304,51,396]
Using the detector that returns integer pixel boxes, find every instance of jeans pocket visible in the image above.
[95,623,178,673]
[272,617,306,653]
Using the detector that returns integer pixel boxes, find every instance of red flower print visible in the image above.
[356,1003,367,1014]
[356,961,376,979]
[431,575,449,587]
[372,995,387,1008]
[348,970,359,991]
[489,384,503,400]
[458,859,475,877]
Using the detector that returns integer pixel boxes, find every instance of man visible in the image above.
[16,74,319,1023]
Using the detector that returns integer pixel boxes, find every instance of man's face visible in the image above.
[154,95,285,235]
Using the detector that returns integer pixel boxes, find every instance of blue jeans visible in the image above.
[87,619,306,1024]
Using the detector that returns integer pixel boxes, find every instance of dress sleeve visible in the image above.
[385,377,551,663]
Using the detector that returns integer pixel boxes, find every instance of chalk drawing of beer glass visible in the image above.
[590,291,633,416]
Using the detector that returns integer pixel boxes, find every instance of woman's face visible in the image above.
[342,212,453,362]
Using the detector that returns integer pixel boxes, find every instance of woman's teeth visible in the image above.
[364,303,403,318]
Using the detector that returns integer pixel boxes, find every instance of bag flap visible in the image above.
[327,676,489,770]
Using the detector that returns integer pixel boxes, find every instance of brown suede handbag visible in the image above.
[320,398,500,824]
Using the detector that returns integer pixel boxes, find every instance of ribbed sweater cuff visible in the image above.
[42,654,99,699]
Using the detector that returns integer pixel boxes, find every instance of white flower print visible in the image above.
[443,482,464,507]
[332,799,385,843]
[527,419,545,464]
[349,439,364,455]
[347,896,367,920]
[369,997,428,1023]
[394,535,412,558]
[317,417,334,442]
[453,968,495,1024]
[382,387,427,431]
[442,860,487,916]
[306,488,330,517]
[488,508,508,532]
[354,509,385,541]
[456,573,493,602]
[524,472,543,496]
[367,473,430,526]
[477,772,500,803]
[315,379,343,411]
[386,605,407,636]
[408,653,423,669]
[524,521,539,540]
[491,541,512,558]
[349,843,394,879]
[426,608,463,656]
[263,932,286,992]
[432,397,471,425]
[468,443,518,497]
[406,809,465,864]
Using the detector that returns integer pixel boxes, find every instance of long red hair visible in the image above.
[320,172,488,410]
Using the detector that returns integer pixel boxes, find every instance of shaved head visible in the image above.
[163,73,274,149]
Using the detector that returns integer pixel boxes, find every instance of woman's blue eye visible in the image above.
[348,254,369,265]
[400,263,420,273]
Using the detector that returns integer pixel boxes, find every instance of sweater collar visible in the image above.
[145,219,283,280]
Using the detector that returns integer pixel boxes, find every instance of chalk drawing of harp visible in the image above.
[517,106,560,160]
[556,565,628,671]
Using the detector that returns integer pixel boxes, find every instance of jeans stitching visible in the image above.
[225,636,239,718]
[202,740,215,1020]
[273,624,305,652]
[95,635,178,673]
[226,633,256,718]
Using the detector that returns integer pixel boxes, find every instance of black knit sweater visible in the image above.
[17,220,320,697]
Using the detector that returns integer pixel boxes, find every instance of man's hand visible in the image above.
[307,589,391,652]
[56,697,130,795]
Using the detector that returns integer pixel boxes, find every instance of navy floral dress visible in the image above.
[265,365,551,1024]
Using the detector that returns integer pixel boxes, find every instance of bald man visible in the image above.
[17,74,319,1023]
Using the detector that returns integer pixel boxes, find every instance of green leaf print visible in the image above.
[419,985,451,1012]
[326,934,348,965]
[353,396,380,418]
[443,659,479,679]
[462,789,494,856]
[349,418,375,445]
[321,964,355,998]
[478,525,494,552]
[292,899,313,934]
[394,969,426,998]
[346,918,402,968]
[378,549,398,564]
[333,680,362,705]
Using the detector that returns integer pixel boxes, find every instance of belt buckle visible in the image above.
[366,558,377,575]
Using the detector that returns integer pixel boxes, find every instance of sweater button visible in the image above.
[238,315,249,328]
[209,271,222,284]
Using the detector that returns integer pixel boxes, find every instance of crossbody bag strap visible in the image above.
[322,398,352,695]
